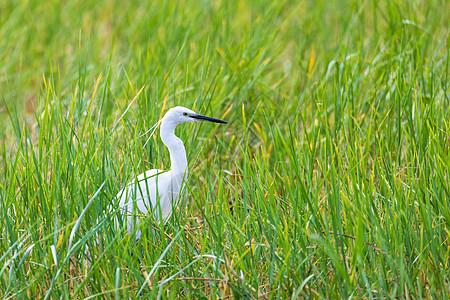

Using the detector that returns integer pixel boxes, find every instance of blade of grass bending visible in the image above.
[16,244,35,270]
[292,274,315,299]
[68,181,105,251]
[109,85,145,134]
[137,230,182,295]
[45,181,105,300]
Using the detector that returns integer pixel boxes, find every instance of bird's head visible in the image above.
[163,106,227,125]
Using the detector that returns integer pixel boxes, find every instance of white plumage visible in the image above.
[114,106,227,239]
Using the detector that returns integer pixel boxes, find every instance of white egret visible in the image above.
[115,106,227,239]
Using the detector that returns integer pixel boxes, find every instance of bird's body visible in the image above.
[114,106,226,239]
[116,168,185,233]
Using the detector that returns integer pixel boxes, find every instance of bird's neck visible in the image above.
[160,120,188,175]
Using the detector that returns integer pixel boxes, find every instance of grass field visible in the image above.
[1,0,450,298]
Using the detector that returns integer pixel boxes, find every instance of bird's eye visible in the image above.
[183,112,188,116]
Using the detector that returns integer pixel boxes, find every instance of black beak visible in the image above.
[191,114,227,124]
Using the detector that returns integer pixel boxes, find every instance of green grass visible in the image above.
[1,0,449,298]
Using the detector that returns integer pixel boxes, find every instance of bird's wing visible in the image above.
[114,169,186,235]
[157,171,187,220]
[116,169,166,215]
[115,169,170,236]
